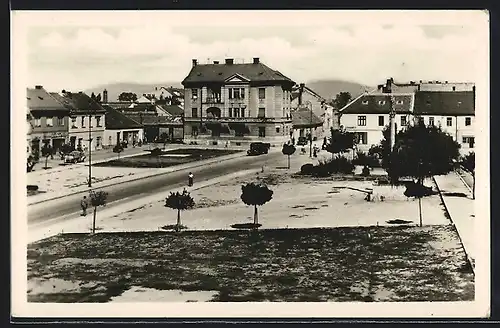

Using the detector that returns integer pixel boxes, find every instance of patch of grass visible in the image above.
[27,226,473,303]
[442,192,468,198]
[94,149,241,168]
[231,223,262,230]
[387,219,414,225]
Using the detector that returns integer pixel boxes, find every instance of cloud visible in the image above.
[28,22,483,91]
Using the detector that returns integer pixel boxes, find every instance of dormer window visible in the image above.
[396,100,403,105]
[362,100,368,105]
[378,100,386,105]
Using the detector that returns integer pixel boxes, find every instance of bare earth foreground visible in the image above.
[27,152,474,303]
[28,226,473,302]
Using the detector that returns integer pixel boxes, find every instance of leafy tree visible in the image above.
[89,190,108,234]
[282,144,296,169]
[461,152,475,199]
[240,182,273,227]
[27,155,37,172]
[118,92,138,102]
[59,143,74,159]
[373,122,460,226]
[332,91,352,110]
[324,127,355,159]
[165,189,195,232]
[40,143,53,169]
[113,144,124,159]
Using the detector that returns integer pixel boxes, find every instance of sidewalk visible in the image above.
[27,150,247,205]
[28,168,261,243]
[433,172,475,271]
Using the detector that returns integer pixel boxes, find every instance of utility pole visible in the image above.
[389,93,396,151]
[307,101,313,158]
[88,112,92,188]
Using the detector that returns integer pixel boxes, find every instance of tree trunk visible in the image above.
[45,156,48,168]
[253,205,259,226]
[92,206,97,234]
[472,174,475,200]
[176,209,181,231]
[287,155,290,169]
[418,197,423,227]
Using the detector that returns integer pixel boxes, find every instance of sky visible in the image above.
[13,10,488,92]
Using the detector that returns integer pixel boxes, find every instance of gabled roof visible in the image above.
[27,87,68,111]
[413,91,474,116]
[291,85,325,102]
[182,62,295,85]
[291,108,323,128]
[160,86,184,97]
[158,104,184,116]
[51,91,106,114]
[340,94,413,115]
[103,105,143,130]
[124,113,182,125]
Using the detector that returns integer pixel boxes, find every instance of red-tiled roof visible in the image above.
[413,91,474,116]
[124,114,182,125]
[182,62,295,85]
[340,94,413,114]
[158,104,184,116]
[103,105,143,130]
[291,108,323,128]
[27,87,68,111]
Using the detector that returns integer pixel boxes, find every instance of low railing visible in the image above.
[184,116,278,123]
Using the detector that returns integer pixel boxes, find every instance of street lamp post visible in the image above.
[88,112,92,188]
[306,101,313,158]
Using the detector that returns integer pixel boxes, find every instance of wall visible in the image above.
[104,128,144,147]
[419,83,475,92]
[69,114,106,150]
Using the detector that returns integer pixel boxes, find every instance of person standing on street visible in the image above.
[81,195,88,216]
[188,172,194,187]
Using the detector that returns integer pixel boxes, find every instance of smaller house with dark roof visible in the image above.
[102,105,144,147]
[290,106,324,143]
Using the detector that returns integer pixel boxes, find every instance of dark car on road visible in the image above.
[64,150,86,164]
[247,142,271,156]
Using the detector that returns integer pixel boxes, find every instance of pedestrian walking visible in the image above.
[81,195,88,216]
[188,172,194,187]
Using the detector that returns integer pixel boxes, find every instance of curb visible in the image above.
[432,175,475,275]
[456,169,473,195]
[28,151,247,206]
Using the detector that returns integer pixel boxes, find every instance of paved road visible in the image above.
[28,152,283,224]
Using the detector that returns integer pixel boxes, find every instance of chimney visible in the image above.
[103,89,108,103]
[253,57,260,64]
[192,59,198,67]
[386,78,392,93]
[213,61,219,64]
[298,83,305,105]
[225,58,234,65]
[35,85,43,90]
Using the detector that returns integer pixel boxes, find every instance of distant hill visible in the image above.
[305,80,373,101]
[85,82,182,102]
[85,79,372,103]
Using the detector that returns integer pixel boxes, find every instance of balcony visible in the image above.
[202,96,224,105]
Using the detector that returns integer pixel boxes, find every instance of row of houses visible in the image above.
[339,78,475,155]
[26,86,185,158]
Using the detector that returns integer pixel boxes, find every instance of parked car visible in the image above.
[247,142,271,156]
[64,150,86,164]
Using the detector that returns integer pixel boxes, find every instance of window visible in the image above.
[362,100,368,105]
[452,86,456,91]
[355,132,368,145]
[429,117,434,126]
[96,136,101,147]
[108,136,112,145]
[192,89,198,99]
[276,127,281,133]
[357,115,367,126]
[57,117,64,126]
[378,115,384,126]
[35,118,41,127]
[81,116,86,128]
[465,117,471,126]
[191,126,198,136]
[192,108,198,118]
[401,116,407,126]
[258,88,266,100]
[234,108,240,118]
[258,108,266,118]
[240,88,245,99]
[233,88,240,99]
[258,127,266,137]
[228,108,233,117]
[46,117,53,127]
[446,117,453,126]
[228,89,233,99]
[96,116,102,127]
[71,117,77,128]
[463,136,475,148]
[241,109,245,117]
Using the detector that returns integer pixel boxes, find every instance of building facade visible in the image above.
[27,86,70,156]
[102,105,144,147]
[339,79,475,154]
[181,57,295,146]
[52,91,106,151]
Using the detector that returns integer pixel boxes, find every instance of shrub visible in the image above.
[113,144,124,153]
[313,156,354,176]
[300,163,315,175]
[362,165,370,176]
[403,182,437,198]
[353,151,381,168]
[150,147,163,156]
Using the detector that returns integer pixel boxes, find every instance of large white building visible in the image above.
[339,79,475,155]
